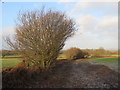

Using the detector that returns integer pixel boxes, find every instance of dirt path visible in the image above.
[65,61,118,88]
[29,60,119,88]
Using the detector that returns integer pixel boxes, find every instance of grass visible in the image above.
[1,53,67,69]
[57,54,119,72]
[1,54,119,73]
[89,57,119,72]
[111,54,120,56]
[1,53,65,69]
[0,58,21,69]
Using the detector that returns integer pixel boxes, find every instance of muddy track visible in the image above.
[29,60,119,88]
[65,61,119,88]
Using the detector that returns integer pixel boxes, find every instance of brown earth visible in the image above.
[2,59,119,88]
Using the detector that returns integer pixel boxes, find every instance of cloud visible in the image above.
[2,27,16,36]
[1,27,16,49]
[63,4,118,50]
[74,2,113,10]
[74,2,91,10]
[65,2,117,17]
[77,15,117,38]
[66,1,118,39]
[99,16,118,29]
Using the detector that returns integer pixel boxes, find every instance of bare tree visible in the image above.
[5,8,76,70]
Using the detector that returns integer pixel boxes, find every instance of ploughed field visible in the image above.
[1,55,119,88]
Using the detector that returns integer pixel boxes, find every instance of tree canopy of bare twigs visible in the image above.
[5,8,76,70]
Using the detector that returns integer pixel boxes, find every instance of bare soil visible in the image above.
[28,60,119,88]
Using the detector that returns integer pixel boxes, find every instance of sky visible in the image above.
[0,0,118,50]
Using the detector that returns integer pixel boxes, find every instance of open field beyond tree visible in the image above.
[1,55,119,73]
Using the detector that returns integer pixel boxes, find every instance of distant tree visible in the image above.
[5,7,76,70]
[1,50,17,58]
[64,47,89,60]
[1,50,9,58]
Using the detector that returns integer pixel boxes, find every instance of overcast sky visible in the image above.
[0,0,118,50]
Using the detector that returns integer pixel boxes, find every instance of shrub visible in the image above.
[5,7,76,70]
[64,47,89,60]
[2,50,11,57]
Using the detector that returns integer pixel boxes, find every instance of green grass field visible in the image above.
[1,54,119,73]
[1,54,66,69]
[0,58,21,69]
[89,57,119,72]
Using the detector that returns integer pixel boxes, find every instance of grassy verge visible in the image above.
[0,58,21,69]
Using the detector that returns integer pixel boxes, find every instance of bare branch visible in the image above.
[5,7,77,70]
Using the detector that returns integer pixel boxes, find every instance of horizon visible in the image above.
[0,47,119,51]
